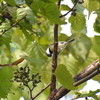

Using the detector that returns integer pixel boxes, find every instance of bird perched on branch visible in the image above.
[46,39,75,57]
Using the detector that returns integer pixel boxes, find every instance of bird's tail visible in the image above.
[66,39,75,43]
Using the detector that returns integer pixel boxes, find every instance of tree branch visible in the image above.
[47,60,100,100]
[73,59,99,82]
[60,0,79,18]
[73,67,100,86]
[50,24,58,92]
[46,24,59,100]
[46,1,61,100]
[53,87,70,100]
[0,15,26,37]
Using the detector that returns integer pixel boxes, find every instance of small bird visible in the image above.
[46,39,75,57]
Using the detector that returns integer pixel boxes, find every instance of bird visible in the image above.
[46,39,75,57]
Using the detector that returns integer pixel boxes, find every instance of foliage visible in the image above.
[0,0,100,100]
[75,89,100,100]
[54,64,75,89]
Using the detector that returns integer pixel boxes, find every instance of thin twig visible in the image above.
[60,0,79,18]
[32,83,51,100]
[33,73,39,78]
[0,15,26,37]
[23,83,33,100]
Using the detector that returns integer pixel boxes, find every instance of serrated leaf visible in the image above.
[26,42,46,67]
[60,4,71,11]
[67,34,91,63]
[69,12,86,31]
[83,0,100,15]
[60,55,81,77]
[92,36,100,56]
[30,0,44,12]
[4,0,16,6]
[22,30,34,41]
[31,1,65,24]
[41,3,65,24]
[55,64,75,90]
[0,67,13,98]
[0,20,13,50]
[20,21,33,31]
[19,21,34,41]
[17,7,36,24]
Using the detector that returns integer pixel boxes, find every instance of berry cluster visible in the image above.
[14,66,41,89]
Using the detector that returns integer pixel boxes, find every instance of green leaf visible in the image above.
[0,67,13,98]
[95,9,100,17]
[24,56,46,64]
[19,21,34,41]
[69,12,86,31]
[67,34,92,63]
[41,3,65,24]
[93,16,100,33]
[17,7,36,24]
[55,64,75,90]
[26,42,46,67]
[60,54,81,77]
[31,1,65,24]
[75,3,85,13]
[22,30,34,41]
[92,36,100,56]
[4,0,16,6]
[25,0,33,6]
[39,22,54,45]
[30,0,44,12]
[83,0,100,15]
[58,33,69,41]
[75,89,100,100]
[0,20,13,50]
[60,4,71,11]
[19,21,33,31]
